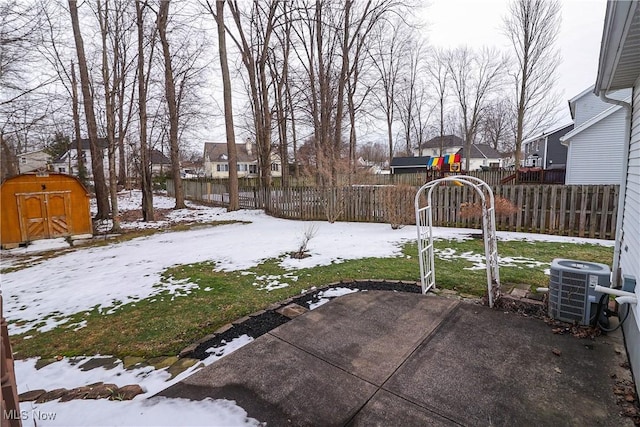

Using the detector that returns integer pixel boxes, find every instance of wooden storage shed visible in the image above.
[0,173,92,248]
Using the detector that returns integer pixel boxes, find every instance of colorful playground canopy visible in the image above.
[427,154,461,167]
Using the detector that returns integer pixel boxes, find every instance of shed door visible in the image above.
[46,192,71,237]
[16,191,71,242]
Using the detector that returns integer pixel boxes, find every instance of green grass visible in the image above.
[10,238,613,360]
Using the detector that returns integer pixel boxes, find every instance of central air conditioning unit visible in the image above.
[548,259,611,326]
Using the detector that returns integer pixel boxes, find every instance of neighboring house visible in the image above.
[390,156,431,174]
[149,149,171,176]
[51,138,110,178]
[594,0,640,397]
[457,144,504,171]
[414,135,465,157]
[560,86,631,184]
[357,157,384,174]
[521,124,572,169]
[17,150,50,174]
[203,140,282,179]
[414,135,503,170]
[181,160,204,178]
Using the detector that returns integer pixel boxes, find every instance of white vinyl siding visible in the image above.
[564,108,626,184]
[621,79,640,330]
[574,89,631,126]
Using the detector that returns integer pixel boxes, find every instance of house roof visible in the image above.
[595,1,640,92]
[522,123,574,145]
[204,142,260,163]
[150,149,170,165]
[456,144,502,159]
[560,97,630,144]
[420,135,464,149]
[71,138,109,150]
[390,156,431,168]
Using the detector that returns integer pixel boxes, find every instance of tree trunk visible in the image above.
[215,0,239,211]
[157,0,185,209]
[68,0,110,220]
[98,0,120,232]
[70,61,87,185]
[136,0,154,221]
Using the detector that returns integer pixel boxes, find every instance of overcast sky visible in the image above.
[422,0,607,127]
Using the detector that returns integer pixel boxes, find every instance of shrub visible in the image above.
[383,184,417,229]
[459,196,518,219]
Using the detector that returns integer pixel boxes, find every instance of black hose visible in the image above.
[591,293,607,327]
[599,303,631,332]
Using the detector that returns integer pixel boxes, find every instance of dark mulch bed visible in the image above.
[188,280,421,360]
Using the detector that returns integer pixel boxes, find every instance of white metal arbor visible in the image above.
[415,176,501,307]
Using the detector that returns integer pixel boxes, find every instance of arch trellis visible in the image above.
[415,176,501,307]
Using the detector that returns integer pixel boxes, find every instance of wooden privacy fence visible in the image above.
[184,170,515,188]
[1,295,22,427]
[169,179,619,239]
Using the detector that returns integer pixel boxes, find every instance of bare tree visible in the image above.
[97,0,121,231]
[227,0,279,192]
[397,38,430,156]
[447,47,506,171]
[135,0,154,221]
[68,0,111,220]
[205,0,239,210]
[480,98,515,152]
[268,1,294,186]
[426,48,449,157]
[504,0,561,168]
[157,0,185,209]
[369,18,410,164]
[291,0,400,185]
[1,0,54,178]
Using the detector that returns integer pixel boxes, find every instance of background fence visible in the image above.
[168,178,619,240]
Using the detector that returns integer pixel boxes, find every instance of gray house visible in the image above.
[594,0,640,397]
[560,86,631,185]
[521,124,572,169]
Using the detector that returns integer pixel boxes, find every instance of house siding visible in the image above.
[621,78,640,398]
[564,108,626,184]
[574,89,630,126]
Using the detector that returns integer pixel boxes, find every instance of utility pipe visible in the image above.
[616,296,638,306]
[594,284,637,299]
[597,91,632,287]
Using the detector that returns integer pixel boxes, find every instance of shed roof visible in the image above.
[390,156,431,167]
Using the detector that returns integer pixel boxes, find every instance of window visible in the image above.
[216,163,229,172]
[249,164,257,174]
[271,163,279,172]
[238,163,248,172]
[58,167,66,173]
[21,157,27,164]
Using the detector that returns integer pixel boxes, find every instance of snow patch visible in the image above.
[309,287,359,310]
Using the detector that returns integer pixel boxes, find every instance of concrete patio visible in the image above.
[159,291,633,426]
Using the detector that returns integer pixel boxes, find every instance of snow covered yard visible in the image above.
[1,190,614,426]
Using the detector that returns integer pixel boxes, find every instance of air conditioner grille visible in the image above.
[548,259,610,325]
